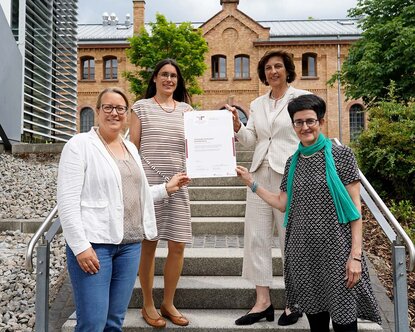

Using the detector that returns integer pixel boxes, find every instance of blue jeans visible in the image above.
[66,242,141,332]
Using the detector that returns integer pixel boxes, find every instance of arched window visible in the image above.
[349,104,365,141]
[80,107,94,133]
[302,53,317,77]
[103,56,118,80]
[234,55,250,79]
[212,55,227,79]
[220,105,248,126]
[81,56,95,80]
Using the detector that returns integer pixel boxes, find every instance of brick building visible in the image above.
[77,0,365,143]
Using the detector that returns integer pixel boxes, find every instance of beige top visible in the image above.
[115,152,144,243]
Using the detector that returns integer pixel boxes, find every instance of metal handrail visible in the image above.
[361,170,415,271]
[25,205,59,272]
[333,137,415,272]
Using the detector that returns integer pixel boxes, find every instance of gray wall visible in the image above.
[0,6,22,142]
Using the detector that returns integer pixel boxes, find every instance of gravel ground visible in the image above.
[0,153,59,220]
[0,153,65,331]
[0,230,66,332]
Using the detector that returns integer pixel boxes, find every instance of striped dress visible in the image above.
[132,98,192,243]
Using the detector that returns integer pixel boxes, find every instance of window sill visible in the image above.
[233,77,251,81]
[301,76,319,80]
[101,79,119,82]
[210,78,228,81]
[79,79,96,82]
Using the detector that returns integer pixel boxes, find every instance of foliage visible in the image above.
[331,0,415,103]
[389,200,415,243]
[352,99,415,204]
[125,14,208,99]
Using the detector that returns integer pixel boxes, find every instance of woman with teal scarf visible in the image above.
[236,94,381,332]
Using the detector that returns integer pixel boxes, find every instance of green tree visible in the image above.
[125,14,208,99]
[334,0,415,103]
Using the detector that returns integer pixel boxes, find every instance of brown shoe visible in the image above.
[160,304,189,326]
[141,307,166,328]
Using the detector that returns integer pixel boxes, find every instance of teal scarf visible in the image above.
[283,133,361,227]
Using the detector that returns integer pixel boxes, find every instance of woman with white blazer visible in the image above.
[227,50,311,326]
[57,87,189,332]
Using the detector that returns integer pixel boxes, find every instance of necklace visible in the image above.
[153,96,176,113]
[269,90,287,101]
[96,128,128,160]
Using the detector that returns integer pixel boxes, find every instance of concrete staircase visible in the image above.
[62,143,383,331]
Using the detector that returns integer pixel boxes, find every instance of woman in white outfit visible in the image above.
[226,50,311,326]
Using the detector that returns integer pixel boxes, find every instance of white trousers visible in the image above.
[241,161,285,287]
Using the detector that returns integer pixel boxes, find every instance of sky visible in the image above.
[77,0,359,25]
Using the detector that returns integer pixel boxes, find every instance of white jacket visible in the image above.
[235,86,311,174]
[57,128,166,256]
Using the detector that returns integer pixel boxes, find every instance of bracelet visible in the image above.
[250,181,258,193]
[165,183,172,197]
[352,257,362,262]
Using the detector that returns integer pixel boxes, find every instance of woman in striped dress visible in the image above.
[130,59,192,328]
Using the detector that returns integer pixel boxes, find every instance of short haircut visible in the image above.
[287,94,326,121]
[257,50,296,85]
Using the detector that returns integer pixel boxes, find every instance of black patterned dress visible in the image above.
[280,144,381,325]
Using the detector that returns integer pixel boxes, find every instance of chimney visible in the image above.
[220,0,239,11]
[133,0,145,35]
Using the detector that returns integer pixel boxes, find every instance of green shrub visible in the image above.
[352,100,415,204]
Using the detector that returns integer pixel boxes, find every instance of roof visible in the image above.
[77,24,133,44]
[260,19,361,41]
[77,19,361,44]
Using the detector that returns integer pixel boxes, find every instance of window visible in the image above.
[81,57,95,80]
[234,55,250,79]
[80,107,94,133]
[212,55,227,79]
[302,53,317,77]
[104,56,118,80]
[349,104,365,141]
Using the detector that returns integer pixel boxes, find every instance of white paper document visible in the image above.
[184,110,237,178]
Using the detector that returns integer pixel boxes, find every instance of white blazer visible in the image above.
[235,86,311,174]
[57,128,167,256]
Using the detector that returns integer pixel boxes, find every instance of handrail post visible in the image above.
[35,240,50,332]
[392,241,409,332]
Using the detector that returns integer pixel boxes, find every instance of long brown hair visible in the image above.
[145,58,190,103]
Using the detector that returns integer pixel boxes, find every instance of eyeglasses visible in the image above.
[101,104,128,115]
[158,72,178,80]
[293,118,319,128]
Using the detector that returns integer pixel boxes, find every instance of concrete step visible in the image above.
[191,217,244,235]
[154,247,282,276]
[130,275,286,309]
[236,150,254,162]
[235,142,255,151]
[189,186,246,201]
[236,161,251,169]
[0,218,45,233]
[190,201,245,217]
[62,310,383,332]
[190,177,243,187]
